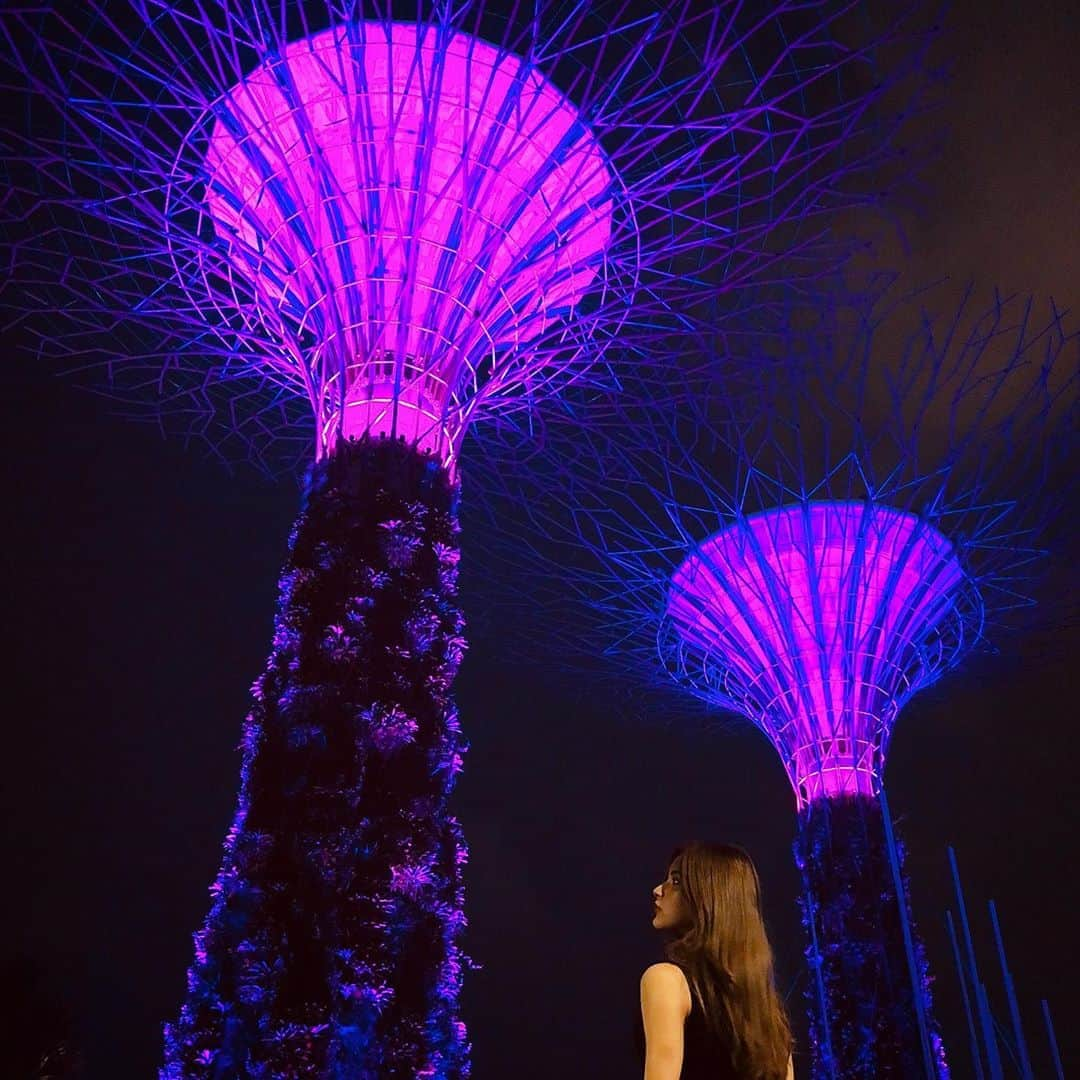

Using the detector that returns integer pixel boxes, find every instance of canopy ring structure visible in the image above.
[176,21,616,467]
[664,501,982,807]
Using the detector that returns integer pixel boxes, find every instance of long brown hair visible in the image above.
[664,843,792,1079]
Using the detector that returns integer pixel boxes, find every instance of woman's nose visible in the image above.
[652,885,662,899]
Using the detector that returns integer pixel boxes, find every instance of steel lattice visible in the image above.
[2,0,932,473]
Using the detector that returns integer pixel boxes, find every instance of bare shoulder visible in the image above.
[640,963,692,1014]
[640,962,687,987]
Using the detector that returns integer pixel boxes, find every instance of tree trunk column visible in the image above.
[164,436,470,1078]
[795,793,947,1080]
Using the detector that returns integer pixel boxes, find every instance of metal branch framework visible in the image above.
[2,0,931,473]
[467,284,1077,736]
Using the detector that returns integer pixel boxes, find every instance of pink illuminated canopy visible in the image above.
[193,22,613,462]
[666,503,976,805]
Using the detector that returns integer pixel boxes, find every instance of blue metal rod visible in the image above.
[988,900,1033,1078]
[804,898,836,1080]
[946,909,985,1080]
[980,984,1002,1080]
[977,981,1005,1080]
[949,847,999,1075]
[1042,999,1064,1080]
[990,1012,1022,1073]
[800,815,837,1080]
[879,788,936,1077]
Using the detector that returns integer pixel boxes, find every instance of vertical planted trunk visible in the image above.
[795,794,948,1080]
[163,436,470,1078]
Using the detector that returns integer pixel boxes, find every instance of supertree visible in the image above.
[464,282,1077,1078]
[1,0,935,1074]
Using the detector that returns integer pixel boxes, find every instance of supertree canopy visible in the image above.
[665,500,973,805]
[181,18,614,462]
[2,0,935,1075]
[465,283,1077,1078]
[0,0,937,468]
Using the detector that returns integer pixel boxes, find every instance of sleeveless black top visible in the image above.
[633,963,747,1080]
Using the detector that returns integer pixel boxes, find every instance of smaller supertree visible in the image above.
[664,499,974,805]
[464,282,1077,1078]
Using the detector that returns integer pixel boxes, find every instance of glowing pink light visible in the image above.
[194,23,613,463]
[667,503,974,806]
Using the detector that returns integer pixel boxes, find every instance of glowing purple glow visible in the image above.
[193,23,612,461]
[666,502,977,805]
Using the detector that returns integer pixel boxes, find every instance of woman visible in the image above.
[636,843,794,1080]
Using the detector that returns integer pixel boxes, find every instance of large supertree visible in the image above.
[1,1,934,1075]
[465,283,1077,1078]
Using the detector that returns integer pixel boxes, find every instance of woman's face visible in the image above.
[652,861,691,932]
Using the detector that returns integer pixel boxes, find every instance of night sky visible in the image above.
[3,1,1078,1077]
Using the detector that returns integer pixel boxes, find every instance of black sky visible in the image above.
[2,1,1078,1077]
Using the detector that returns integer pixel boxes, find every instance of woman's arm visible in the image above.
[640,963,691,1080]
[786,1054,794,1080]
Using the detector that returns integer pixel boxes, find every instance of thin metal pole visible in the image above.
[1042,999,1064,1080]
[946,909,985,1080]
[804,888,837,1080]
[949,848,999,1076]
[988,900,1033,1078]
[977,981,1005,1080]
[801,802,838,1080]
[879,787,936,1077]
